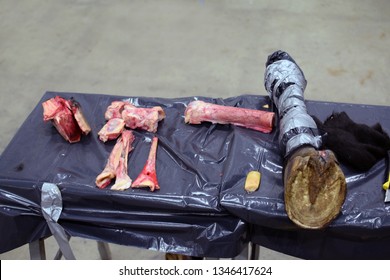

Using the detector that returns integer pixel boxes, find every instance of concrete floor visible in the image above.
[0,0,389,260]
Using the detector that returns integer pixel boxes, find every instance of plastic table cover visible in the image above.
[0,91,253,257]
[220,100,390,259]
[2,91,389,259]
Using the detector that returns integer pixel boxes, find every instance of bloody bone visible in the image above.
[42,96,91,143]
[132,137,160,192]
[105,101,129,120]
[103,101,166,134]
[184,100,274,133]
[96,130,135,189]
[68,98,92,135]
[43,96,80,143]
[121,104,166,133]
[111,130,135,190]
[98,118,125,142]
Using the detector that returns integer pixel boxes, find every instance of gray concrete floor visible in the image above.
[0,0,389,260]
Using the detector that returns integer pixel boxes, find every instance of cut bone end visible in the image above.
[111,175,132,191]
[105,101,132,120]
[184,100,205,124]
[154,106,166,121]
[284,146,347,229]
[111,151,133,191]
[95,171,115,189]
[122,106,166,132]
[98,118,125,142]
[52,112,81,143]
[69,98,92,135]
[131,137,160,192]
[131,176,160,192]
[42,97,63,121]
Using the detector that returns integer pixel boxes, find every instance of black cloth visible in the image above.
[313,111,390,172]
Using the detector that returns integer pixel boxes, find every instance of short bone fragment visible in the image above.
[42,96,91,143]
[98,118,125,142]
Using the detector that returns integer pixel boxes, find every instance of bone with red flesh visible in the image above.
[42,96,82,143]
[104,101,132,120]
[184,100,275,133]
[69,98,91,135]
[95,130,135,189]
[95,137,124,188]
[98,118,125,142]
[52,110,82,143]
[43,96,65,121]
[111,130,135,190]
[121,105,165,133]
[132,137,160,192]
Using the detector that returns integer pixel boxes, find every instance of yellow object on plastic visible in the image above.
[383,173,390,190]
[244,171,261,192]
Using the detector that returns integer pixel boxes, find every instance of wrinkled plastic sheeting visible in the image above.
[0,178,247,256]
[0,91,274,214]
[0,91,259,256]
[61,212,247,258]
[2,91,390,257]
[0,181,51,253]
[0,179,247,257]
[221,100,390,239]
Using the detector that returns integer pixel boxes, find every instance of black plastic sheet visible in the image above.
[0,91,253,257]
[2,91,390,259]
[0,178,246,257]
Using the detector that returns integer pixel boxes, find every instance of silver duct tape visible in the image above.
[277,85,306,117]
[279,107,321,155]
[280,108,318,135]
[264,54,322,156]
[264,60,307,104]
[41,183,62,222]
[41,183,76,260]
[286,133,322,156]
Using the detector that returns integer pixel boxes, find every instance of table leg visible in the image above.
[29,239,46,260]
[53,235,72,260]
[249,242,260,260]
[97,242,112,260]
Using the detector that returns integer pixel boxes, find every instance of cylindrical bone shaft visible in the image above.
[184,100,274,133]
[111,130,135,191]
[96,130,135,189]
